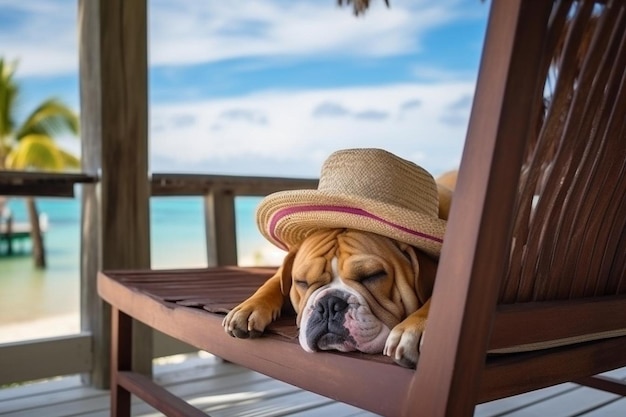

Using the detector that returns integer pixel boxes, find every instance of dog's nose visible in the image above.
[316,295,348,319]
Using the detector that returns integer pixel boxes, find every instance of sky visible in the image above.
[0,0,490,179]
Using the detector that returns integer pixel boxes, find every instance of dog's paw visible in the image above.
[222,300,279,339]
[383,321,425,369]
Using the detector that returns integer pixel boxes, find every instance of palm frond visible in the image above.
[59,148,80,169]
[15,98,79,141]
[0,58,20,141]
[337,0,389,16]
[4,134,78,171]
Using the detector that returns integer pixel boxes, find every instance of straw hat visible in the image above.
[256,148,446,258]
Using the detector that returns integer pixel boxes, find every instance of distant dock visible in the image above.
[0,218,47,256]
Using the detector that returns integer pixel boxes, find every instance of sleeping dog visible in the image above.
[223,148,454,368]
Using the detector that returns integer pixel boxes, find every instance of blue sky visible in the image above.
[0,0,489,178]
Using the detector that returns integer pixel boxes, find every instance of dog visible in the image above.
[222,148,455,368]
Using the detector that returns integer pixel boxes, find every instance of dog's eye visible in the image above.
[294,280,309,289]
[360,270,386,284]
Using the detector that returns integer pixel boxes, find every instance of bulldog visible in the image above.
[223,171,455,368]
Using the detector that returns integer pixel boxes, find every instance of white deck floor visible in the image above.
[1,353,625,416]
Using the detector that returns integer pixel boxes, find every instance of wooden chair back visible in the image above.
[411,0,626,414]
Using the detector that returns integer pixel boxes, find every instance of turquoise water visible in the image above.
[0,196,284,336]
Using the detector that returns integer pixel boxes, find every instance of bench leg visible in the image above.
[575,375,626,396]
[111,307,132,417]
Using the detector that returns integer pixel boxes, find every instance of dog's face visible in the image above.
[278,228,435,354]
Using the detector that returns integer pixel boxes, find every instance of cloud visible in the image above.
[353,110,389,121]
[0,0,481,180]
[0,1,77,77]
[312,101,351,118]
[400,99,422,111]
[438,94,473,126]
[0,0,473,77]
[313,102,389,121]
[150,82,474,177]
[412,65,477,82]
[448,94,473,111]
[148,0,454,67]
[218,109,268,125]
[171,114,197,128]
[438,113,467,127]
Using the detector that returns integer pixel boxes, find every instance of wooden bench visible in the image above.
[98,0,626,415]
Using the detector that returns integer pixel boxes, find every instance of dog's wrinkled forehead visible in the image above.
[291,229,400,281]
[299,228,398,253]
[290,229,340,282]
[298,229,342,258]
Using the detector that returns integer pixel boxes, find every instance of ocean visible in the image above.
[0,196,285,343]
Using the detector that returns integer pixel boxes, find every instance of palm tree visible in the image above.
[0,58,80,268]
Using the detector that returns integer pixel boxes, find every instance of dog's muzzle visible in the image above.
[298,287,390,354]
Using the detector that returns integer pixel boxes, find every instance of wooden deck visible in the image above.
[0,352,624,416]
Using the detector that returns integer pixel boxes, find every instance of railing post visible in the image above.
[204,188,238,266]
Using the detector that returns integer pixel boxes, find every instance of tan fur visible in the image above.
[436,170,457,220]
[223,170,458,366]
[436,169,458,191]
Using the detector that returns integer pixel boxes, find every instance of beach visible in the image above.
[0,196,285,344]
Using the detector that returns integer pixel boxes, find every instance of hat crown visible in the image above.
[256,147,446,257]
[318,148,439,217]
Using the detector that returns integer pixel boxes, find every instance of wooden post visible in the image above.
[78,0,151,388]
[204,188,238,266]
[6,214,13,255]
[78,0,104,387]
[26,197,46,267]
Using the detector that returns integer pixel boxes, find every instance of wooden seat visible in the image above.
[98,0,626,415]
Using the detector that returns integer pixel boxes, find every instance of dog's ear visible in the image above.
[437,184,453,220]
[436,169,456,220]
[436,169,457,190]
[279,249,297,296]
[390,243,420,315]
[400,244,436,307]
[411,246,437,306]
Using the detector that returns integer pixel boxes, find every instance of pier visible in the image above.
[0,216,47,256]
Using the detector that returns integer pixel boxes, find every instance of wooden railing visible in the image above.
[0,171,98,196]
[0,171,317,385]
[151,173,318,265]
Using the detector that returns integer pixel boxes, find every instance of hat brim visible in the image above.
[256,189,446,258]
